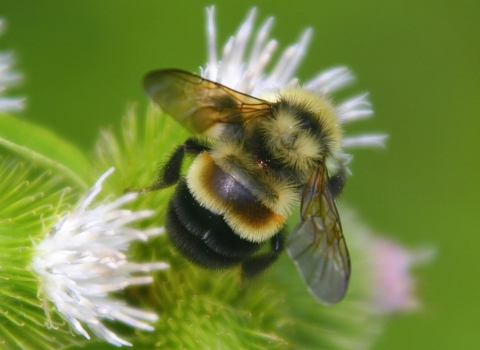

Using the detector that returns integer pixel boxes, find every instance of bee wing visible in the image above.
[286,163,351,304]
[144,69,272,139]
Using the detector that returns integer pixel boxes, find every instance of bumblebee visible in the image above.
[141,69,350,304]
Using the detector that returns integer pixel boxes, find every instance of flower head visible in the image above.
[0,19,24,112]
[202,7,387,165]
[32,168,169,347]
[369,237,434,314]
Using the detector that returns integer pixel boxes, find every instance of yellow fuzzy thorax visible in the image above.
[260,87,343,174]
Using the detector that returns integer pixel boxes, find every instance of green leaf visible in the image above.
[0,114,90,189]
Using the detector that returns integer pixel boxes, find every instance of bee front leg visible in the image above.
[241,232,285,279]
[127,138,211,193]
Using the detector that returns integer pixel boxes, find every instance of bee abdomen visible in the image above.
[166,179,261,268]
[187,152,286,243]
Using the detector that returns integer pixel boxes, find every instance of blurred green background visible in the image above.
[2,1,479,349]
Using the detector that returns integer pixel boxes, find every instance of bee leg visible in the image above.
[241,232,285,278]
[128,138,211,193]
[328,165,347,197]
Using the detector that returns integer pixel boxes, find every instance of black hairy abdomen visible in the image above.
[166,179,262,269]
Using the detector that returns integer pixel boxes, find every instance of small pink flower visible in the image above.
[370,237,433,314]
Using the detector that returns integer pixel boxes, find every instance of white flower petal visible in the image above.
[337,93,373,122]
[0,22,23,112]
[264,28,312,90]
[343,134,388,148]
[206,6,218,81]
[33,168,168,346]
[0,97,24,111]
[305,66,355,95]
[247,16,274,72]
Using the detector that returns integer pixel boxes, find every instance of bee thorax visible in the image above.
[260,87,343,173]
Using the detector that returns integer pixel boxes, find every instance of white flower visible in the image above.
[202,7,387,161]
[0,19,24,112]
[32,168,169,347]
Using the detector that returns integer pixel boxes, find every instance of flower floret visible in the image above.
[32,168,168,347]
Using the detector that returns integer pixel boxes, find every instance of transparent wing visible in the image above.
[286,163,351,304]
[144,69,272,139]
